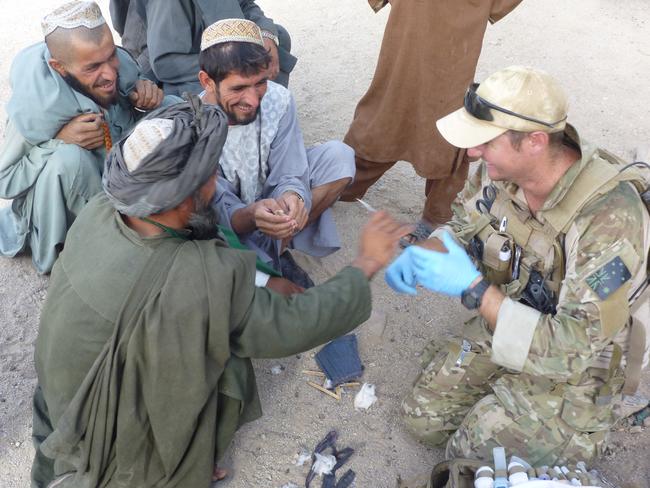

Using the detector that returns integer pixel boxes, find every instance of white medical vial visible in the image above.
[474,466,494,488]
[508,461,529,485]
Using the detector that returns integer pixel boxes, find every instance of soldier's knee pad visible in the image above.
[402,412,452,448]
[401,394,452,448]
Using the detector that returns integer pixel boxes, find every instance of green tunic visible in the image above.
[32,193,371,487]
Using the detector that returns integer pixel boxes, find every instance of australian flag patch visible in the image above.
[585,256,632,300]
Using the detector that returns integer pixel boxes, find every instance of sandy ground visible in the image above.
[1,0,650,487]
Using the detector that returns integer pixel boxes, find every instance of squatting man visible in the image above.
[198,18,355,287]
[386,66,650,466]
[0,0,174,273]
[31,99,410,486]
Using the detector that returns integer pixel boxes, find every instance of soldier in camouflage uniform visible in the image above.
[385,66,650,466]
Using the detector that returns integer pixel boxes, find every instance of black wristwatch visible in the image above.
[460,277,490,310]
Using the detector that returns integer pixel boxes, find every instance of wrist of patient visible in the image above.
[232,205,257,233]
[285,190,304,203]
[351,255,383,279]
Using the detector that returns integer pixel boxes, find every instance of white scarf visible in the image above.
[218,81,291,204]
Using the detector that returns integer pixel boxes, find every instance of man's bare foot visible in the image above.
[212,466,228,482]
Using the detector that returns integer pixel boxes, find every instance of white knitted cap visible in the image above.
[200,18,264,52]
[42,1,106,37]
[123,119,175,172]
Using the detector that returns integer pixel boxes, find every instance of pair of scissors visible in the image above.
[475,184,497,214]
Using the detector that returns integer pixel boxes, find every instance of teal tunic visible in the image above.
[32,194,371,487]
[0,43,179,273]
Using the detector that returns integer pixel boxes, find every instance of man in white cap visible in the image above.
[385,66,650,464]
[0,1,176,274]
[198,19,356,287]
[31,98,410,487]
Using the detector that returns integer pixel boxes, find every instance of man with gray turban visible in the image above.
[31,98,410,486]
[0,1,177,274]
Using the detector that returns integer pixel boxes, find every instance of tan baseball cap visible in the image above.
[436,66,569,148]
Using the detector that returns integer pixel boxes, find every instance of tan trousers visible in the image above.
[401,340,607,466]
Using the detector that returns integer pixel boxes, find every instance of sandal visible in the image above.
[279,251,315,288]
[399,219,434,248]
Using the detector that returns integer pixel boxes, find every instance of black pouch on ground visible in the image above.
[315,334,363,386]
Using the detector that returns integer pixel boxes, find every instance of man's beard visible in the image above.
[63,73,119,108]
[188,193,220,240]
[227,105,260,126]
[215,93,260,125]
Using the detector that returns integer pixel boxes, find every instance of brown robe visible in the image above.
[345,0,522,179]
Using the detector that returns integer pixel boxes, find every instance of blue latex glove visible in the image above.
[409,232,481,297]
[384,248,419,295]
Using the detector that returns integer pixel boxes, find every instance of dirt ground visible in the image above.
[1,1,650,487]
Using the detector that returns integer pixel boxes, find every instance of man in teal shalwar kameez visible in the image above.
[0,1,176,273]
[32,98,409,486]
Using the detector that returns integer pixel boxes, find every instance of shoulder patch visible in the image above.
[585,256,631,300]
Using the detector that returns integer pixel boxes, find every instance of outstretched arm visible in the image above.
[230,211,411,358]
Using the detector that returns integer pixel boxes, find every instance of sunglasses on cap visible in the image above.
[464,83,566,129]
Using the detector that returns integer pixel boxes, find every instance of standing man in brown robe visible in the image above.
[342,0,522,242]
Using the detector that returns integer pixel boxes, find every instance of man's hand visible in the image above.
[263,37,280,81]
[128,79,164,111]
[352,211,413,279]
[278,191,308,233]
[417,236,447,253]
[402,232,481,297]
[266,277,304,296]
[385,236,448,294]
[254,198,296,239]
[55,113,105,150]
[385,250,419,295]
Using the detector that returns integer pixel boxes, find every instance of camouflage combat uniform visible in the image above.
[402,126,650,465]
